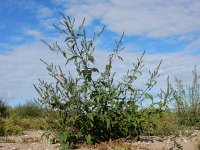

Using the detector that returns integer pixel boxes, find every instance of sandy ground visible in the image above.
[0,130,200,150]
[0,130,60,150]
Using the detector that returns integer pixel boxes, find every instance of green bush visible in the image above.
[142,109,179,136]
[173,66,200,128]
[0,97,9,118]
[0,118,5,136]
[17,117,47,130]
[13,100,44,118]
[0,99,46,136]
[0,116,23,136]
[0,98,10,136]
[0,116,46,136]
[3,123,22,136]
[34,15,171,149]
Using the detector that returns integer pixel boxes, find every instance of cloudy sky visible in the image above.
[1,0,200,106]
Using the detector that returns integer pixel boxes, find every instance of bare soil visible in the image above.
[0,130,59,150]
[0,130,200,150]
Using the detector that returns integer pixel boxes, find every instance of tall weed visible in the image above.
[173,66,200,128]
[34,15,172,149]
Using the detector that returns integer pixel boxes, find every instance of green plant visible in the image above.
[4,123,22,136]
[142,109,179,136]
[0,99,47,136]
[0,98,10,136]
[2,115,23,136]
[13,100,44,118]
[173,66,200,128]
[0,97,9,118]
[34,15,171,149]
[17,117,47,130]
[0,118,5,136]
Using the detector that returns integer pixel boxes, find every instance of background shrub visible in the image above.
[173,66,200,128]
[0,99,46,136]
[0,97,9,118]
[17,117,47,130]
[142,108,179,136]
[0,118,5,136]
[0,97,9,136]
[13,100,44,118]
[3,122,22,136]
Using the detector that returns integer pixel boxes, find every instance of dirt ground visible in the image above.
[0,130,200,150]
[0,130,59,150]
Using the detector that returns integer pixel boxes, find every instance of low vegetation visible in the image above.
[173,66,200,128]
[0,99,47,136]
[0,97,9,118]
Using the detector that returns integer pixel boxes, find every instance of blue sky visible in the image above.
[1,0,200,106]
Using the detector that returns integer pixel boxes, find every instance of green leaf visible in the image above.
[88,55,95,63]
[60,132,69,142]
[91,68,99,73]
[128,86,135,93]
[99,89,106,94]
[119,101,124,108]
[64,37,71,42]
[62,51,67,58]
[66,55,79,64]
[106,118,111,129]
[144,93,153,100]
[87,113,93,121]
[127,115,131,122]
[131,104,139,112]
[146,83,152,88]
[100,114,105,122]
[110,101,115,109]
[90,122,94,128]
[69,116,75,123]
[117,55,123,61]
[85,134,92,143]
[128,75,137,80]
[81,69,92,81]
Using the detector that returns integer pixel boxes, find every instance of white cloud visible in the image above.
[0,41,65,103]
[25,29,43,39]
[37,7,53,18]
[39,18,57,30]
[61,0,200,38]
[0,39,199,105]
